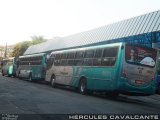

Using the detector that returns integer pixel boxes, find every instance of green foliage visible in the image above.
[11,36,46,57]
[31,36,46,45]
[11,41,31,57]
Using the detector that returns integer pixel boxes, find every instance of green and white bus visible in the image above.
[1,57,17,77]
[45,43,158,96]
[17,53,47,81]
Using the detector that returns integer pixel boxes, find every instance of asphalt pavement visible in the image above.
[0,74,160,120]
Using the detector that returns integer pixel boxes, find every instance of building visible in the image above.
[24,10,160,55]
[0,45,14,58]
[0,46,5,59]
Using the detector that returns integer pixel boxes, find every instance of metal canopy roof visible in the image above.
[24,10,160,55]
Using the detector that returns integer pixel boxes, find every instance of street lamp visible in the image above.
[0,48,2,59]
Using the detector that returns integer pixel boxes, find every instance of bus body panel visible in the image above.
[17,53,46,81]
[46,42,157,95]
[1,57,17,77]
[46,43,122,90]
[77,66,117,91]
[18,66,30,78]
[71,46,123,91]
[118,44,157,95]
[118,64,157,95]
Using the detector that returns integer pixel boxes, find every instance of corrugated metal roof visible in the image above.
[24,10,160,55]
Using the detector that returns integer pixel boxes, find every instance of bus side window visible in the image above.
[68,52,75,59]
[76,51,84,59]
[103,47,118,57]
[60,59,68,66]
[83,50,94,66]
[83,59,93,66]
[74,59,83,66]
[67,52,75,66]
[47,54,55,68]
[101,47,118,66]
[74,51,84,66]
[54,53,61,66]
[101,58,110,66]
[54,60,60,66]
[84,50,94,58]
[61,53,67,59]
[93,49,102,66]
[49,58,53,68]
[56,54,62,60]
[67,60,74,66]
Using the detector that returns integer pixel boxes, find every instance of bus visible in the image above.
[156,54,160,94]
[45,43,158,96]
[1,57,17,77]
[157,69,160,94]
[17,53,47,81]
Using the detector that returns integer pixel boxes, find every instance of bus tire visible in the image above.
[157,88,160,95]
[7,71,10,77]
[51,75,56,88]
[8,74,11,77]
[78,78,88,95]
[18,72,22,79]
[13,74,16,78]
[29,73,33,81]
[2,71,4,76]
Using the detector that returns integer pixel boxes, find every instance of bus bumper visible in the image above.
[118,79,156,96]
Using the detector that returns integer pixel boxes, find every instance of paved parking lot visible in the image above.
[0,74,160,119]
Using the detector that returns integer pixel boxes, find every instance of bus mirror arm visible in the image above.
[121,45,124,49]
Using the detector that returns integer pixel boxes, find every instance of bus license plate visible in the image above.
[135,80,145,84]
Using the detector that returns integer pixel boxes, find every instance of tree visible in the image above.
[31,35,46,45]
[11,36,46,57]
[11,41,31,57]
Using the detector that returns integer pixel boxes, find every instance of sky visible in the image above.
[0,0,159,45]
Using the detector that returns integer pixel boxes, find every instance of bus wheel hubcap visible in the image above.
[29,75,32,81]
[52,78,55,85]
[81,82,85,92]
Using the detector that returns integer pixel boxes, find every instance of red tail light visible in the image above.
[152,74,155,80]
[122,69,126,78]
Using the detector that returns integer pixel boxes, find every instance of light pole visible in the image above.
[0,47,2,59]
[0,48,2,70]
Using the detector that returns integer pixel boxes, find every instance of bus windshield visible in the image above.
[125,44,157,67]
[8,59,13,65]
[2,59,13,66]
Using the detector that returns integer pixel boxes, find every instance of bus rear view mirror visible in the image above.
[121,45,124,49]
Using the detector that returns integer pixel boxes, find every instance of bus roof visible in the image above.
[51,42,123,54]
[2,57,15,61]
[24,10,160,55]
[19,53,46,58]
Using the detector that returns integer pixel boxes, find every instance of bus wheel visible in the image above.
[18,72,21,79]
[29,73,33,81]
[79,79,87,95]
[8,74,11,77]
[51,76,56,88]
[2,71,4,76]
[157,89,160,95]
[13,74,16,78]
